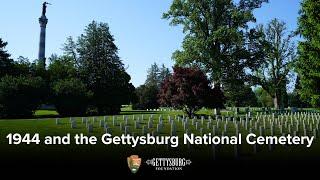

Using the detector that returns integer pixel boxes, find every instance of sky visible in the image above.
[0,0,301,87]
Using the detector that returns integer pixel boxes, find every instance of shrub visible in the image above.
[0,76,46,118]
[52,78,91,116]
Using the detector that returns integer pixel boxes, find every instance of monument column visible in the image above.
[38,2,50,68]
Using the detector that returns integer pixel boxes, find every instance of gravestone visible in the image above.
[156,124,161,134]
[171,123,176,136]
[183,122,188,131]
[71,121,77,129]
[148,120,153,128]
[207,122,211,129]
[212,125,216,136]
[142,126,147,135]
[87,124,93,133]
[125,117,128,126]
[125,126,130,135]
[134,121,139,129]
[105,127,112,134]
[113,116,116,126]
[99,120,105,127]
[120,122,123,131]
[55,118,60,125]
[195,122,199,130]
[199,128,203,136]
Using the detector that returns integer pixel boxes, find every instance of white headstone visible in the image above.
[87,124,93,133]
[55,118,60,125]
[71,121,77,129]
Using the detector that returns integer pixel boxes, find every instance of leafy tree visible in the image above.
[64,21,134,114]
[288,76,309,108]
[133,63,171,110]
[158,67,224,117]
[145,63,171,88]
[0,38,14,78]
[0,76,46,118]
[145,63,160,87]
[251,19,296,109]
[12,56,32,76]
[62,36,79,66]
[224,81,258,107]
[296,0,320,107]
[159,64,171,86]
[163,0,268,87]
[48,55,77,83]
[254,87,273,107]
[132,84,159,110]
[52,78,92,116]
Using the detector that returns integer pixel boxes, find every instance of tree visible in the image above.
[133,63,171,110]
[0,76,46,118]
[224,81,258,107]
[62,36,79,66]
[158,67,224,117]
[132,84,160,110]
[163,0,268,87]
[251,19,296,109]
[254,87,273,107]
[288,76,309,108]
[145,63,171,88]
[52,78,91,116]
[296,0,320,107]
[0,38,14,78]
[158,64,171,86]
[145,63,160,87]
[48,55,77,83]
[74,21,134,114]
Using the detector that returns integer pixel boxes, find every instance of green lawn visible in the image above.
[34,110,59,116]
[0,109,319,162]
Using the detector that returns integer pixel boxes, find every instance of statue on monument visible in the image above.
[42,2,51,16]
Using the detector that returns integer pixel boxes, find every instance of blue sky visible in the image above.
[0,0,301,87]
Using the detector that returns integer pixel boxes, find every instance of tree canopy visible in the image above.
[0,38,14,78]
[296,0,320,107]
[133,63,171,110]
[163,0,268,86]
[158,67,224,117]
[251,19,296,109]
[61,21,135,114]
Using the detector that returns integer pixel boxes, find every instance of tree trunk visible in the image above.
[185,107,194,118]
[273,91,280,109]
[213,108,221,116]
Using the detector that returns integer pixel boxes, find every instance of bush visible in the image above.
[52,78,91,116]
[0,76,46,118]
[132,84,160,110]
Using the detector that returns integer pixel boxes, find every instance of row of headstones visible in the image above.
[255,112,320,120]
[55,114,320,159]
[55,112,320,137]
[55,115,175,135]
[146,108,176,112]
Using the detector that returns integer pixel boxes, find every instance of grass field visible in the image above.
[0,108,320,163]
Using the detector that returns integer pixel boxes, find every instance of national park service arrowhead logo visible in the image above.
[127,155,141,174]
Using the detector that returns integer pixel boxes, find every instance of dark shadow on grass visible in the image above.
[34,114,61,119]
[32,110,164,119]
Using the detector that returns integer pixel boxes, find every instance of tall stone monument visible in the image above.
[38,2,50,68]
